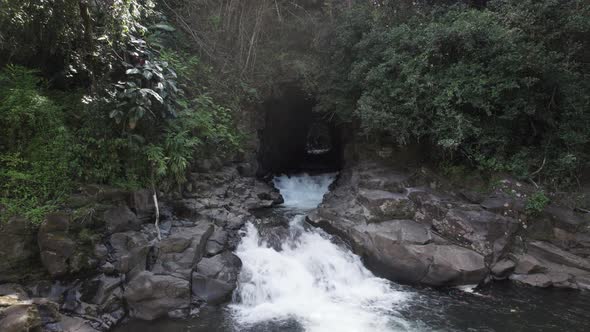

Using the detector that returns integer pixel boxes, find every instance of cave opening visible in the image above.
[257,86,343,177]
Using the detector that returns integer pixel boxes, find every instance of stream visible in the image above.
[116,173,590,332]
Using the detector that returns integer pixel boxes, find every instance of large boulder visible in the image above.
[38,214,76,278]
[150,222,214,280]
[128,189,155,222]
[307,214,487,286]
[431,208,519,261]
[192,252,242,304]
[109,231,151,277]
[103,205,142,234]
[124,271,190,320]
[358,189,416,221]
[0,217,39,283]
[510,241,590,289]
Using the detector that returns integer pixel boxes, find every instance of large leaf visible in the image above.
[141,88,164,103]
[126,68,141,75]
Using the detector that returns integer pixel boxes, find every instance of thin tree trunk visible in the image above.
[152,183,161,241]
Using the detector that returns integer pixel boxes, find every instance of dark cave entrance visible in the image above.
[257,86,343,176]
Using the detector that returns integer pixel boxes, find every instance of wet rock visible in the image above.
[124,271,190,320]
[509,273,553,288]
[103,205,141,234]
[192,252,242,304]
[0,217,39,283]
[38,214,75,278]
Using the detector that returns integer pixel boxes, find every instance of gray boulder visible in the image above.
[0,217,38,283]
[128,189,155,222]
[103,205,142,234]
[124,271,190,320]
[358,189,416,221]
[205,227,228,257]
[150,222,214,280]
[109,231,151,277]
[192,252,242,304]
[307,214,488,286]
[38,214,75,278]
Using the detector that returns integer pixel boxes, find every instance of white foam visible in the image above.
[230,174,414,332]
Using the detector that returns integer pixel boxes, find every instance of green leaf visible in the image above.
[152,23,176,32]
[126,68,141,75]
[143,70,153,80]
[141,89,164,103]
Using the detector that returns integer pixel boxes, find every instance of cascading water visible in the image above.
[114,173,590,332]
[229,174,414,332]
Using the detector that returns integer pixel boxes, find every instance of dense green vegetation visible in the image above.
[316,0,590,188]
[1,0,589,222]
[0,0,241,222]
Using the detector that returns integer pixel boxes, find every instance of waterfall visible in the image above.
[230,174,414,332]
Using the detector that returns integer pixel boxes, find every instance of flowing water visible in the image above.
[116,173,590,332]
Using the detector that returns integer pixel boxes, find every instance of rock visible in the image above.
[192,252,242,304]
[509,240,590,289]
[509,274,553,288]
[103,205,141,234]
[151,222,214,280]
[308,213,487,286]
[491,259,516,279]
[110,231,151,277]
[205,228,228,257]
[420,245,487,286]
[128,190,155,222]
[38,214,76,278]
[0,284,29,303]
[432,208,519,260]
[528,241,590,272]
[543,205,589,233]
[58,315,100,332]
[124,271,190,320]
[0,304,42,332]
[480,195,525,215]
[0,217,39,283]
[357,189,416,221]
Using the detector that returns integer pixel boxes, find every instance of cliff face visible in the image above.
[307,144,590,289]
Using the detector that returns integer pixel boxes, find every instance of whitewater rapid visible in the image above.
[230,173,414,332]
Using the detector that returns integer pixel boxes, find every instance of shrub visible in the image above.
[316,0,590,187]
[0,65,77,222]
[526,191,551,215]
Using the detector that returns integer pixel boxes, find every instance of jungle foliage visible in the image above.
[316,0,590,188]
[0,0,241,222]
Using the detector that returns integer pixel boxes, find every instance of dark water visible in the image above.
[115,282,590,332]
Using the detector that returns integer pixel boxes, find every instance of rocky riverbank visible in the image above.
[307,159,590,289]
[0,165,282,331]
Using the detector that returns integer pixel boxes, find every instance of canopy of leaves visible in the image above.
[316,0,590,187]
